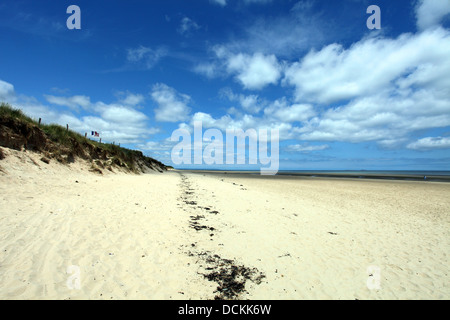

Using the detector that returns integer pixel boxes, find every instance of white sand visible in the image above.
[0,148,449,300]
[183,172,449,300]
[0,149,214,299]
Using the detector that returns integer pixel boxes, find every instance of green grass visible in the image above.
[1,102,166,172]
[0,102,36,124]
[1,102,89,148]
[40,123,85,147]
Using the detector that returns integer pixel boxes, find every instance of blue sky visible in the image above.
[1,0,450,170]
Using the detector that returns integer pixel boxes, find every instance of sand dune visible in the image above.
[0,149,449,299]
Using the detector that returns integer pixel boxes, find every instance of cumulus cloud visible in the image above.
[43,97,152,143]
[284,28,450,105]
[95,103,148,124]
[220,88,265,114]
[191,24,450,150]
[264,98,315,123]
[27,103,151,144]
[238,95,262,114]
[195,47,282,90]
[117,92,145,106]
[45,95,149,126]
[151,83,191,122]
[280,26,450,148]
[407,137,450,150]
[296,88,450,144]
[226,52,282,90]
[415,0,450,31]
[188,109,296,142]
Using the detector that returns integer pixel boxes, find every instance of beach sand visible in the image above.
[0,149,449,299]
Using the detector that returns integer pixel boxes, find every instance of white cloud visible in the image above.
[2,85,155,146]
[284,28,450,105]
[195,48,282,90]
[211,1,327,59]
[191,112,234,130]
[415,0,450,31]
[194,1,331,91]
[264,98,315,123]
[189,110,296,142]
[242,0,273,4]
[126,45,168,69]
[220,88,265,114]
[407,137,450,150]
[0,80,15,101]
[96,104,148,124]
[138,141,160,150]
[296,87,450,144]
[2,80,158,145]
[209,0,272,6]
[239,95,261,114]
[286,144,329,153]
[45,94,91,111]
[118,92,145,106]
[127,46,151,62]
[49,99,152,144]
[151,83,191,122]
[210,0,227,6]
[278,28,450,148]
[226,52,282,90]
[193,63,220,78]
[44,96,149,128]
[279,26,450,147]
[178,17,200,36]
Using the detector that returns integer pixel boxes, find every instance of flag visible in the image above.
[91,131,100,137]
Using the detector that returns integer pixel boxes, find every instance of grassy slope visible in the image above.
[0,102,167,173]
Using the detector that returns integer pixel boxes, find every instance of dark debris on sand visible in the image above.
[194,252,266,300]
[179,173,265,300]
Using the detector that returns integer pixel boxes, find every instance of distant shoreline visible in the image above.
[176,169,450,182]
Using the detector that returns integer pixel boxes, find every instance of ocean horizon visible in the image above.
[178,168,450,174]
[177,169,450,182]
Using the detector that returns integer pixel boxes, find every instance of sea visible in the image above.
[276,170,450,182]
[182,169,450,182]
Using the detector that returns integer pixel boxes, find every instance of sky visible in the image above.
[1,0,450,171]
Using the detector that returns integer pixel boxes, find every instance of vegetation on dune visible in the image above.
[0,102,167,173]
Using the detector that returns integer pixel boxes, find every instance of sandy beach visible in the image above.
[0,148,449,300]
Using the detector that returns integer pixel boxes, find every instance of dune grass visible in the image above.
[0,102,35,124]
[1,102,165,172]
[1,102,88,147]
